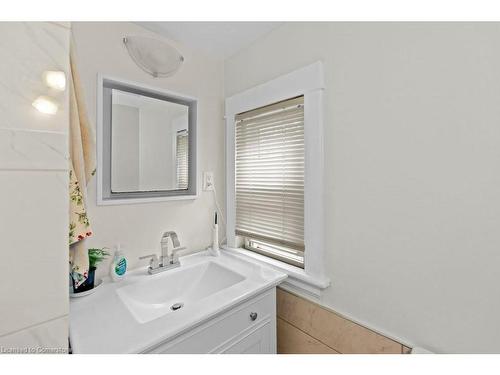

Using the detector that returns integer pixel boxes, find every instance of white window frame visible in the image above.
[224,62,330,297]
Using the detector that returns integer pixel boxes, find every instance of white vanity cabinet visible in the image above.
[144,288,276,354]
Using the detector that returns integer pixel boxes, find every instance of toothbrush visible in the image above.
[211,211,220,256]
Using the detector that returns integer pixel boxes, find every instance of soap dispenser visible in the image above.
[110,244,127,282]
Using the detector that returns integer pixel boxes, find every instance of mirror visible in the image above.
[98,77,197,204]
[111,89,189,192]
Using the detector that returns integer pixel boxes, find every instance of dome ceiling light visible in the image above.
[123,35,184,78]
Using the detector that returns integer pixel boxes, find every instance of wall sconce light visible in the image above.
[43,71,66,91]
[123,36,184,78]
[32,95,58,115]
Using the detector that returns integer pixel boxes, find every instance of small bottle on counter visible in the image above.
[110,244,127,282]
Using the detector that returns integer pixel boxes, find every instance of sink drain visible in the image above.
[170,302,184,311]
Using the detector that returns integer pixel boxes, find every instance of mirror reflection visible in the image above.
[110,89,189,192]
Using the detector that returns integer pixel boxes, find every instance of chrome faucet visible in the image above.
[160,231,182,265]
[139,231,186,275]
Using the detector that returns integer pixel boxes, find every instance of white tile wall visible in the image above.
[0,170,69,336]
[0,316,68,354]
[0,22,70,133]
[0,22,70,351]
[0,129,67,171]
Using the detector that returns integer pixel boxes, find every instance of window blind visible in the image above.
[235,96,305,264]
[176,130,189,190]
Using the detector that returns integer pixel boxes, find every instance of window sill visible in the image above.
[222,246,330,298]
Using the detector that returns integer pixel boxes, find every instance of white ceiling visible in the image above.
[136,22,283,60]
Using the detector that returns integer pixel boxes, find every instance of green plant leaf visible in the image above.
[88,248,110,268]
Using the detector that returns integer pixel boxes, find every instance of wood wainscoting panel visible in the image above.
[277,288,404,354]
[278,318,339,354]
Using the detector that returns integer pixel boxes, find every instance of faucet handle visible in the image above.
[139,254,159,269]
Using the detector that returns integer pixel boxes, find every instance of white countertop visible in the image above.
[69,250,287,353]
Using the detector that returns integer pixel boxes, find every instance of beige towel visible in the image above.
[69,38,96,287]
[69,40,95,190]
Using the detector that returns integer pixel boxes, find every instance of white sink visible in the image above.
[70,251,287,353]
[116,261,245,323]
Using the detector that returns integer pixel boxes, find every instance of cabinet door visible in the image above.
[223,322,273,354]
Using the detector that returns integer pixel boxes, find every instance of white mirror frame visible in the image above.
[96,74,198,205]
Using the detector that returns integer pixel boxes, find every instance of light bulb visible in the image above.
[43,71,66,91]
[32,96,58,115]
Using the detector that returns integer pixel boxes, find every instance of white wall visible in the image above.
[0,22,70,350]
[71,22,225,279]
[224,23,500,353]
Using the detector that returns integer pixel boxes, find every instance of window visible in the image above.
[235,96,305,267]
[176,130,189,189]
[225,62,329,296]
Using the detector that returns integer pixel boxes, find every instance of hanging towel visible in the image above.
[68,37,96,288]
[69,164,92,286]
[69,38,95,191]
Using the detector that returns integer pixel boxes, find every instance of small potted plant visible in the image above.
[73,248,110,293]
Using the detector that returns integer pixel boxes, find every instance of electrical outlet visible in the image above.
[203,171,214,191]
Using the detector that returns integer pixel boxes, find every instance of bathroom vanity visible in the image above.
[69,251,287,353]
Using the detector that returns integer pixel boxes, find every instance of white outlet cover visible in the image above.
[203,172,214,191]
